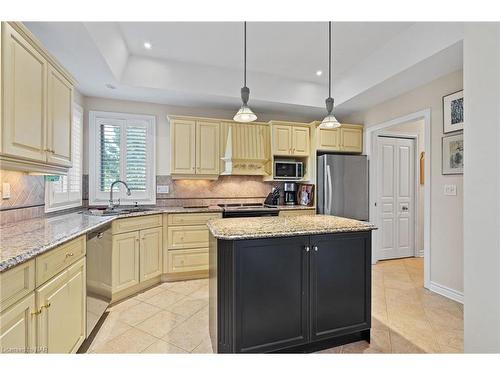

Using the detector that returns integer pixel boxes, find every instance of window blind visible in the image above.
[99,123,121,192]
[125,125,147,191]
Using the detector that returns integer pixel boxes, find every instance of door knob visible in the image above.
[313,246,318,252]
[304,246,310,252]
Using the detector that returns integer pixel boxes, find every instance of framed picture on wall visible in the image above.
[443,90,464,133]
[442,133,464,175]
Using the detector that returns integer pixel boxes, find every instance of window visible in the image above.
[45,104,83,212]
[89,111,156,205]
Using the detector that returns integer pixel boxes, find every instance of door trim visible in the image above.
[364,109,431,290]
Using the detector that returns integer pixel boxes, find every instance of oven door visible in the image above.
[274,162,301,179]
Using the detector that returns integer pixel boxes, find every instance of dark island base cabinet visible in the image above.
[209,231,372,353]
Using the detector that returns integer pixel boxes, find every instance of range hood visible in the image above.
[220,124,271,176]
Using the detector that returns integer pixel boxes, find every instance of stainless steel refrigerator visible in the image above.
[317,154,369,221]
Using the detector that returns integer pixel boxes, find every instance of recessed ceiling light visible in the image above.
[143,41,152,50]
[316,70,323,76]
[105,83,116,90]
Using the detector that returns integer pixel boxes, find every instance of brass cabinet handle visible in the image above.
[31,303,51,316]
[65,252,74,258]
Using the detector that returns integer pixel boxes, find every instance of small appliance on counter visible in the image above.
[274,160,304,180]
[283,182,298,205]
[264,186,281,206]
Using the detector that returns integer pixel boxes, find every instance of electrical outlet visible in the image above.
[2,182,11,199]
[157,185,170,194]
[444,184,457,196]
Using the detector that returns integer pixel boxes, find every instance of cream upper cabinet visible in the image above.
[0,293,36,354]
[292,126,310,156]
[272,123,310,156]
[317,128,340,151]
[170,117,220,177]
[272,125,293,156]
[340,126,363,153]
[1,22,75,174]
[171,119,196,175]
[35,258,86,354]
[112,231,140,293]
[139,227,163,282]
[196,121,219,175]
[316,124,363,153]
[2,22,47,162]
[46,65,73,167]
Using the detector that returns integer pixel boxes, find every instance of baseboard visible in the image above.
[429,281,464,304]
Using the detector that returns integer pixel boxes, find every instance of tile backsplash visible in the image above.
[2,171,283,225]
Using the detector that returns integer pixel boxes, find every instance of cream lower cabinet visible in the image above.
[35,258,86,354]
[0,293,36,354]
[110,215,163,300]
[112,231,140,293]
[164,212,221,280]
[278,209,316,217]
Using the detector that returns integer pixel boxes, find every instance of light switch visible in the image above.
[2,182,11,199]
[157,185,170,194]
[444,184,457,196]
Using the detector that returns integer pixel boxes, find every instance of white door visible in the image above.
[377,136,415,260]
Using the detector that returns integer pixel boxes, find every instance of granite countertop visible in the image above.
[207,215,376,240]
[0,205,223,273]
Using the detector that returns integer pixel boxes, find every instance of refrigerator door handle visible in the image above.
[326,164,333,214]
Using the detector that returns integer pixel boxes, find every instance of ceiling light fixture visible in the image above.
[143,41,152,50]
[233,22,257,123]
[320,22,341,129]
[316,70,323,76]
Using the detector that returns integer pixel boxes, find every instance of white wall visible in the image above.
[463,23,500,353]
[342,70,464,296]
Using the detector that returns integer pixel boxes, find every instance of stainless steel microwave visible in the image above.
[274,160,304,180]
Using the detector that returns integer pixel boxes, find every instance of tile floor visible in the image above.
[87,257,463,354]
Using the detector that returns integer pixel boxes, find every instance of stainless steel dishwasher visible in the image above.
[86,225,112,338]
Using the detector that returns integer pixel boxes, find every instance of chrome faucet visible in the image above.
[108,180,132,209]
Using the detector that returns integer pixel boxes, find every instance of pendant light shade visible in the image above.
[234,22,257,123]
[320,22,341,129]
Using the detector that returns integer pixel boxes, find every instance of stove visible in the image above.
[218,203,279,218]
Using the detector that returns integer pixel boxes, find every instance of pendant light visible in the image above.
[320,21,341,129]
[234,22,257,123]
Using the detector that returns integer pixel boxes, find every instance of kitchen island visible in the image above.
[207,215,375,353]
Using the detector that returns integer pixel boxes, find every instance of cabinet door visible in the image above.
[46,65,73,167]
[36,258,86,353]
[272,125,292,156]
[112,231,140,293]
[0,293,36,353]
[317,128,340,151]
[292,126,310,156]
[234,236,309,353]
[139,227,163,282]
[341,127,363,153]
[171,119,196,174]
[196,121,220,175]
[2,23,47,161]
[309,232,371,342]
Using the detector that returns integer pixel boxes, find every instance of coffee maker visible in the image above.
[283,182,297,205]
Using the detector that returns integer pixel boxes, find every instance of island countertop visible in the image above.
[207,214,376,240]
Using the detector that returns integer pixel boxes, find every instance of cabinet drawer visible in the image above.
[167,225,209,250]
[0,260,35,312]
[35,236,86,287]
[279,209,316,217]
[166,248,208,274]
[167,212,221,226]
[112,214,162,234]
